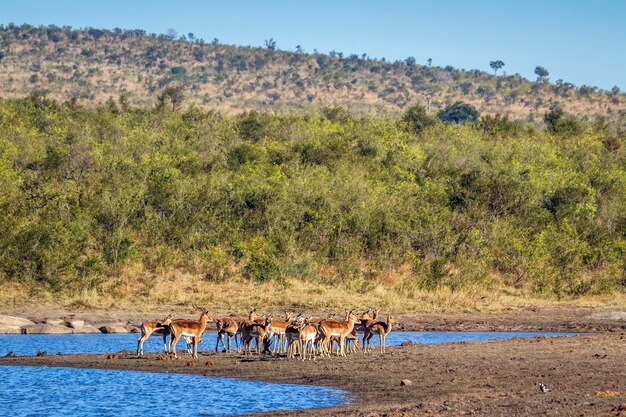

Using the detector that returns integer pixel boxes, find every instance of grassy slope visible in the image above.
[0,24,625,123]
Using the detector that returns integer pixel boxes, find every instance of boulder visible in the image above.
[99,325,129,334]
[44,319,66,326]
[66,319,85,330]
[0,324,22,334]
[72,324,101,334]
[400,379,413,386]
[21,324,73,334]
[0,315,35,327]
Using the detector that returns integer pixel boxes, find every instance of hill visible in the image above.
[0,23,625,123]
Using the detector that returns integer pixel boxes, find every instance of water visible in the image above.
[0,366,349,417]
[0,331,578,357]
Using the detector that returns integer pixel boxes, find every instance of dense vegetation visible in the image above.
[1,94,624,302]
[0,23,625,124]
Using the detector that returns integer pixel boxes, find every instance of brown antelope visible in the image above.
[318,310,359,357]
[169,305,213,359]
[136,314,172,355]
[297,316,318,361]
[267,311,293,354]
[215,317,239,352]
[240,317,273,355]
[363,314,396,353]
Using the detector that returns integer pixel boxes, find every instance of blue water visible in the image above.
[0,331,577,357]
[0,366,349,417]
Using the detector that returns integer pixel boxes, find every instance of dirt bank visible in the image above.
[1,308,625,416]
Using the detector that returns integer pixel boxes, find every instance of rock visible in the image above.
[21,324,73,334]
[66,319,85,330]
[0,324,22,334]
[0,315,35,327]
[72,325,101,334]
[401,379,413,386]
[43,319,66,326]
[99,325,129,334]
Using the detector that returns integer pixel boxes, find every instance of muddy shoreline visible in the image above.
[1,307,626,416]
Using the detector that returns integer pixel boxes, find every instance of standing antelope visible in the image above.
[318,310,360,357]
[169,306,213,359]
[137,314,173,355]
[267,311,293,354]
[215,317,239,352]
[297,317,318,361]
[240,317,273,355]
[363,314,396,353]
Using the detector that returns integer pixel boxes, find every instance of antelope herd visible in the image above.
[137,306,396,360]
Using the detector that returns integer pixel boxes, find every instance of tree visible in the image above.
[405,56,416,66]
[438,102,479,124]
[401,104,437,134]
[426,58,432,67]
[535,66,549,82]
[543,106,582,136]
[157,84,186,111]
[490,60,505,75]
[264,38,276,50]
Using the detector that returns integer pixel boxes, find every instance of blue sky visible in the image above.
[2,0,625,90]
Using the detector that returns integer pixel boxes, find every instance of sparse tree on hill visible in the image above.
[264,38,276,51]
[535,66,549,82]
[157,84,186,111]
[490,60,505,75]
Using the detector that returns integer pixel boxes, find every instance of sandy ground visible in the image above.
[1,307,626,416]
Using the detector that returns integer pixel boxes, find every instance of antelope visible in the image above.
[169,305,213,359]
[318,310,359,357]
[267,311,294,354]
[240,317,273,355]
[297,316,318,361]
[137,314,172,355]
[363,314,397,353]
[215,317,239,352]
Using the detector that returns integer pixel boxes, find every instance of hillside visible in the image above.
[1,23,625,122]
[0,95,624,309]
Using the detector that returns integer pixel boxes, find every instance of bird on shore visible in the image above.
[539,382,550,393]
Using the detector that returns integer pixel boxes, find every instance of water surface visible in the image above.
[0,331,577,356]
[0,366,349,417]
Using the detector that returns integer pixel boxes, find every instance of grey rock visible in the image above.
[0,324,22,334]
[21,324,73,334]
[66,319,85,330]
[400,379,413,386]
[0,315,35,327]
[99,325,129,334]
[72,324,101,334]
[44,319,66,326]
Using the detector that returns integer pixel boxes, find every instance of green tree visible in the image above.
[401,103,437,134]
[489,60,505,75]
[535,66,549,82]
[438,102,479,124]
[156,84,186,111]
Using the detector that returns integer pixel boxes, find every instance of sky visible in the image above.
[2,0,625,90]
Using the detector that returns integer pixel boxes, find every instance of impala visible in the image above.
[240,317,273,355]
[297,316,318,361]
[267,311,293,354]
[169,305,213,359]
[215,317,239,352]
[318,310,359,357]
[363,314,397,353]
[136,314,172,355]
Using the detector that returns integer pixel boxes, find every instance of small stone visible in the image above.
[106,354,119,360]
[186,361,196,367]
[205,360,215,366]
[400,379,413,386]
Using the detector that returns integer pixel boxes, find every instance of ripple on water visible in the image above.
[0,366,350,417]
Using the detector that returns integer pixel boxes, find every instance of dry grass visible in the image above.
[2,268,625,315]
